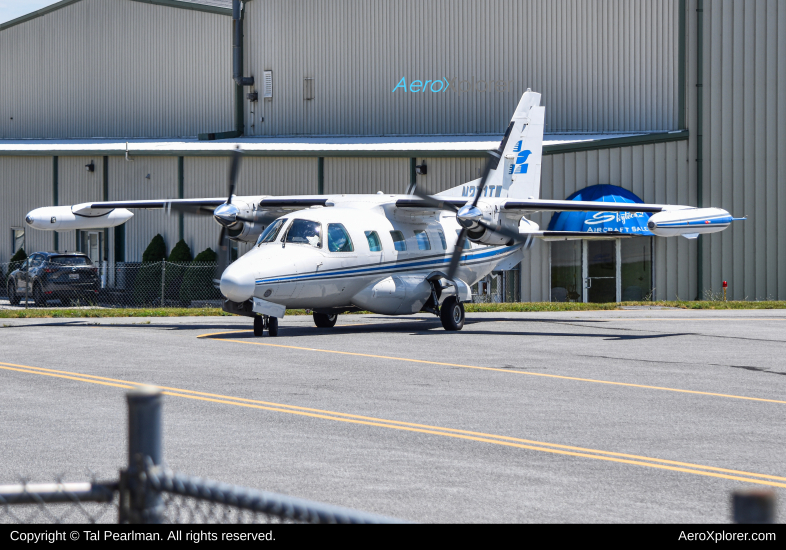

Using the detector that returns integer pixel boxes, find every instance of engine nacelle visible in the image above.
[647,207,732,237]
[228,219,267,243]
[25,204,133,231]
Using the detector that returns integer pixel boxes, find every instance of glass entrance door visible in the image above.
[584,240,617,303]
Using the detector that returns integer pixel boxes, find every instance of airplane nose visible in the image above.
[220,262,255,302]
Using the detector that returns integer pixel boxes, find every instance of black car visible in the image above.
[6,252,100,307]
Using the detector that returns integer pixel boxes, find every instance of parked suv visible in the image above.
[6,252,100,307]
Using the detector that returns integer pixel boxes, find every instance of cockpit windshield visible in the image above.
[257,218,287,246]
[284,219,322,248]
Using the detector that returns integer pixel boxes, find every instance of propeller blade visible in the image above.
[410,188,460,212]
[469,153,497,208]
[213,226,229,288]
[226,147,242,204]
[446,228,468,282]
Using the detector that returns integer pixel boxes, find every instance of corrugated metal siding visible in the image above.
[0,0,232,139]
[0,157,53,262]
[57,156,105,253]
[324,158,410,195]
[525,142,697,301]
[700,0,785,300]
[244,0,679,136]
[414,157,488,194]
[108,156,178,262]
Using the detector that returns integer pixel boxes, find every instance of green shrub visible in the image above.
[142,234,167,263]
[133,235,167,306]
[168,240,192,262]
[164,240,193,303]
[179,247,221,304]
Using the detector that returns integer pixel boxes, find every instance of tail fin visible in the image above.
[495,89,544,199]
[437,89,545,199]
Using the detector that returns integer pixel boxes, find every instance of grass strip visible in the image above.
[1,301,784,319]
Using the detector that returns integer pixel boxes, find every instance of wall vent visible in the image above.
[304,78,314,100]
[263,71,273,100]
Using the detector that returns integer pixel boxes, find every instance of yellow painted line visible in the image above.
[2,360,785,487]
[196,337,786,406]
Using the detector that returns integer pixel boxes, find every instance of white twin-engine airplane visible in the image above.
[25,90,743,335]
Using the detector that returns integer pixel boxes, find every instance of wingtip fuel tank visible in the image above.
[25,204,133,231]
[647,207,734,237]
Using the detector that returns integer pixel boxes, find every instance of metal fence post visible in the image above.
[160,261,166,306]
[119,386,164,524]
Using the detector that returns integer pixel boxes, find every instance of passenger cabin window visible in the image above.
[456,229,471,249]
[285,219,321,248]
[390,230,406,251]
[30,255,43,268]
[414,230,431,251]
[257,218,287,246]
[436,230,447,250]
[365,231,382,252]
[327,223,354,252]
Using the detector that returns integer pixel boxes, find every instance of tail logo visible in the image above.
[508,141,532,174]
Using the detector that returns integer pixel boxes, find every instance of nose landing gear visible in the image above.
[253,314,279,337]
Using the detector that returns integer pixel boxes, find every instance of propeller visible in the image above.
[413,151,531,285]
[212,148,244,287]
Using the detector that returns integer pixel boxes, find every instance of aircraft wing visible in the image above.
[80,196,329,214]
[502,199,670,213]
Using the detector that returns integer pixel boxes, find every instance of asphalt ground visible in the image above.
[0,310,784,523]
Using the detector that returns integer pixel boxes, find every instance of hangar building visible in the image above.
[1,0,784,302]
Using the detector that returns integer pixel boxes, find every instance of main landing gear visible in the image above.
[439,296,465,331]
[253,314,279,337]
[313,312,338,328]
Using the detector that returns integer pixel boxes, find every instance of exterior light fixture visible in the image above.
[85,161,95,172]
[415,161,427,175]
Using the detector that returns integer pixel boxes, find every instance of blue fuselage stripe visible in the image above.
[254,245,519,285]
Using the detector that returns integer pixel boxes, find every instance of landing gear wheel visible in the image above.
[33,284,47,308]
[267,316,279,336]
[313,312,338,328]
[7,283,20,306]
[253,315,265,337]
[440,297,465,331]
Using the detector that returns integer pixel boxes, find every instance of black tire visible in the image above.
[440,297,465,331]
[253,315,265,337]
[7,283,20,306]
[313,312,338,328]
[268,316,279,336]
[33,284,47,308]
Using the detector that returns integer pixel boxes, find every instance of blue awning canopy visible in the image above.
[547,184,654,236]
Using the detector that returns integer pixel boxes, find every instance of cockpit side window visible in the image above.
[414,230,431,251]
[257,218,288,246]
[365,231,382,252]
[285,219,322,248]
[390,230,406,251]
[327,223,354,252]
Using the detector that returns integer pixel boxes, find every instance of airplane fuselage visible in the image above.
[220,198,525,315]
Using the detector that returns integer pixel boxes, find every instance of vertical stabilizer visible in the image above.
[437,90,545,199]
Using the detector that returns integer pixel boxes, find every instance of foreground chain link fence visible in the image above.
[1,261,222,309]
[0,388,398,525]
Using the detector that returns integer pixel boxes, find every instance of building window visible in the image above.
[11,228,25,256]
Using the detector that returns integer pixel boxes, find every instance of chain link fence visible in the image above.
[1,261,221,309]
[0,389,399,525]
